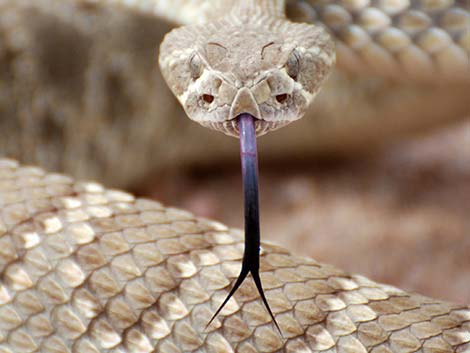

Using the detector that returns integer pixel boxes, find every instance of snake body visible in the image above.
[0,0,469,352]
[0,158,469,353]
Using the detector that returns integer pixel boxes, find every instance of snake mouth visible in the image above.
[200,118,291,137]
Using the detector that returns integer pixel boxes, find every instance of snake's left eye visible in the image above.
[286,50,300,80]
[189,54,204,80]
[276,94,288,103]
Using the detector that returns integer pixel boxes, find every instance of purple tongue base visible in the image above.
[206,114,282,336]
[238,114,260,261]
[239,114,258,165]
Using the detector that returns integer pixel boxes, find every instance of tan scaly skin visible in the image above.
[0,158,469,352]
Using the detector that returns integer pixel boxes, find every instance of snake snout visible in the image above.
[229,87,260,121]
[225,87,290,137]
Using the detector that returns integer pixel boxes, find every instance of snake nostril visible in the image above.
[276,94,288,103]
[202,94,214,103]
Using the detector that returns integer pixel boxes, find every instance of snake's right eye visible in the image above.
[276,94,288,103]
[189,54,203,80]
[202,94,214,103]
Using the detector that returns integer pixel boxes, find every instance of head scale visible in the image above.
[159,14,335,137]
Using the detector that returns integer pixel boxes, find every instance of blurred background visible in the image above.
[1,1,469,305]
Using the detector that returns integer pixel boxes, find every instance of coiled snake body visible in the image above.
[0,159,469,353]
[0,0,469,352]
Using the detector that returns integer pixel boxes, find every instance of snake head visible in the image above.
[159,17,335,137]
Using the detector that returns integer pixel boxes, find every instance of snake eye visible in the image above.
[189,54,204,80]
[202,94,214,103]
[276,94,288,103]
[286,50,300,80]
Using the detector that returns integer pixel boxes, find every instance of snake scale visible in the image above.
[0,158,469,352]
[0,0,469,352]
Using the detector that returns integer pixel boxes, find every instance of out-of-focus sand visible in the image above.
[143,120,470,304]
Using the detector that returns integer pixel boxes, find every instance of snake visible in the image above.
[0,0,469,352]
[158,0,469,341]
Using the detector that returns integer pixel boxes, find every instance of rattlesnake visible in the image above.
[154,0,469,337]
[0,0,469,352]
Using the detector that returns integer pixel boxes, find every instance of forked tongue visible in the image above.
[206,114,282,336]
